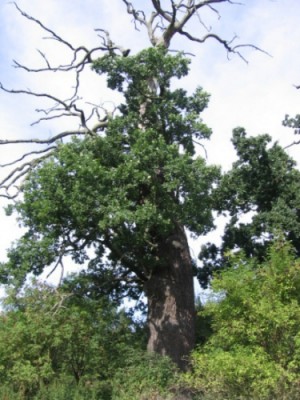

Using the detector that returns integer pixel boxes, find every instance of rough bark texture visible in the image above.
[144,225,196,370]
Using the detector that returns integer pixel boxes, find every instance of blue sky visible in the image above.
[0,0,299,287]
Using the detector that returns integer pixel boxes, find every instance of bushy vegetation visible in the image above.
[2,239,300,399]
[184,239,300,399]
[0,281,146,399]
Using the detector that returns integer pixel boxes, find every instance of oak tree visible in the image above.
[0,1,264,369]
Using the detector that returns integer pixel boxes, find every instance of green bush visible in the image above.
[184,346,285,399]
[33,379,112,400]
[0,281,143,398]
[184,240,300,399]
[0,385,24,400]
[112,351,178,400]
[0,379,112,400]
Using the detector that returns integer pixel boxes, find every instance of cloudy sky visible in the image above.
[0,0,299,287]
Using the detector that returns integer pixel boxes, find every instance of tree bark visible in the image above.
[144,224,196,370]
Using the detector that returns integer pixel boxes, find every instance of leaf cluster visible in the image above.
[93,47,212,153]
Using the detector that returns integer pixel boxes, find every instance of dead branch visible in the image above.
[13,45,106,74]
[0,153,52,189]
[50,290,73,315]
[0,82,77,113]
[178,31,271,62]
[122,0,266,57]
[12,3,129,75]
[0,130,92,146]
[0,147,57,168]
[122,0,147,29]
[284,140,300,150]
[95,29,130,57]
[13,2,75,51]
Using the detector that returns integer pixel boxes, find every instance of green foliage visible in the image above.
[0,380,111,400]
[0,280,181,399]
[2,48,219,299]
[0,385,24,400]
[283,113,300,132]
[93,47,212,154]
[111,351,178,400]
[199,127,300,286]
[185,239,300,399]
[0,281,141,398]
[186,347,283,399]
[33,379,112,400]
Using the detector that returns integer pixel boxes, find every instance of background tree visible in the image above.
[199,127,300,285]
[0,1,265,369]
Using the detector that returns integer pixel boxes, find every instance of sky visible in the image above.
[0,0,299,292]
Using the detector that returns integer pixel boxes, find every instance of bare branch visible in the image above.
[0,146,59,198]
[94,29,130,57]
[13,2,76,51]
[0,129,96,147]
[0,153,53,189]
[178,30,271,62]
[46,257,63,280]
[50,290,73,315]
[0,147,56,168]
[121,0,266,59]
[31,112,78,127]
[10,1,126,96]
[0,168,30,199]
[284,140,300,150]
[152,0,173,23]
[0,80,110,135]
[0,191,19,200]
[0,82,75,111]
[46,246,67,287]
[36,49,51,69]
[122,0,147,29]
[13,45,106,74]
[193,139,208,159]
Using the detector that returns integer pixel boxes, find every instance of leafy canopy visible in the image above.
[2,48,219,296]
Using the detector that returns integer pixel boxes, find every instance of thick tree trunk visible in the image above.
[144,224,196,370]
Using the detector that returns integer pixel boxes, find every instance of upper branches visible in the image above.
[122,0,268,61]
[0,4,127,198]
[0,1,267,199]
